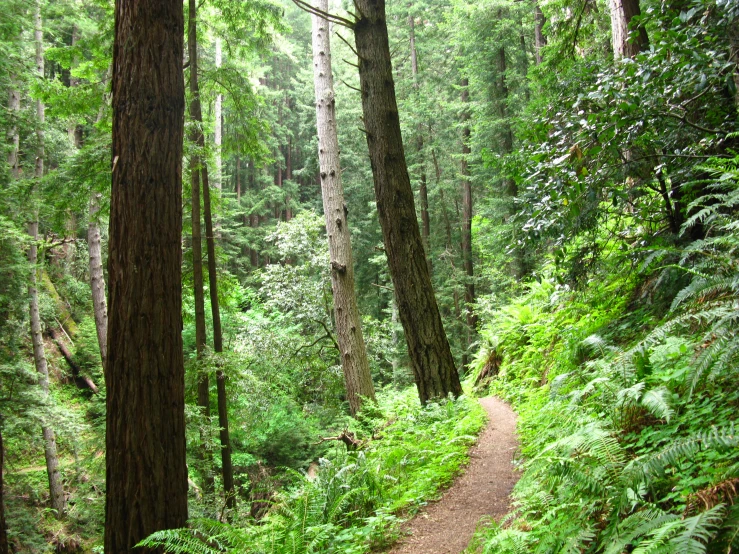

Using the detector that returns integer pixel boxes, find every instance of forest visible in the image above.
[0,0,737,551]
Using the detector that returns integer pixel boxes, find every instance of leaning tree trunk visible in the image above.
[609,0,648,59]
[105,0,189,548]
[30,2,66,518]
[311,0,376,416]
[188,0,235,509]
[187,0,214,495]
[354,0,462,404]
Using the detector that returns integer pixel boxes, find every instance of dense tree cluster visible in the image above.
[0,0,736,550]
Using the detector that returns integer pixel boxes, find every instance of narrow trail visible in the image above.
[387,397,519,554]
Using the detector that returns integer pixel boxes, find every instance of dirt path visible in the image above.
[387,397,519,554]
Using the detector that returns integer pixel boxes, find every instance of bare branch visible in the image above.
[291,0,356,28]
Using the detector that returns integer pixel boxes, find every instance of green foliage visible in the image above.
[141,392,486,554]
[475,153,739,552]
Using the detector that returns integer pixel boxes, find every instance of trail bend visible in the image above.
[387,396,519,554]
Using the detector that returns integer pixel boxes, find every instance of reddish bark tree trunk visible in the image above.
[609,0,648,59]
[106,0,188,548]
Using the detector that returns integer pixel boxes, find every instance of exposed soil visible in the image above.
[386,397,519,554]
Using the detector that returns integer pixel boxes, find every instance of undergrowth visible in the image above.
[471,154,739,553]
[140,389,486,554]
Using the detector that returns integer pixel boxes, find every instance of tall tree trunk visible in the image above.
[0,423,8,554]
[87,196,108,371]
[106,0,188,548]
[7,87,20,178]
[30,2,66,518]
[312,0,376,416]
[249,164,260,268]
[187,1,213,494]
[409,14,431,275]
[534,3,547,65]
[214,37,223,192]
[460,77,476,366]
[188,0,235,510]
[354,0,462,404]
[285,139,293,221]
[608,0,648,59]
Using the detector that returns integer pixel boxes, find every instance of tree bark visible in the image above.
[187,0,213,494]
[87,195,108,372]
[409,14,431,276]
[460,77,477,342]
[187,0,236,507]
[215,37,223,192]
[608,0,648,60]
[534,3,547,65]
[106,0,188,548]
[0,422,8,554]
[354,0,462,404]
[30,1,66,518]
[311,0,376,416]
[7,88,20,179]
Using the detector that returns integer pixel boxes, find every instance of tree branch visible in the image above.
[291,0,356,28]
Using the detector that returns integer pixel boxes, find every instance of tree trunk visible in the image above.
[7,88,20,179]
[187,0,213,494]
[0,423,8,554]
[312,0,376,416]
[187,0,233,510]
[106,0,188,548]
[87,195,108,372]
[215,37,223,192]
[30,1,66,518]
[285,139,293,221]
[460,78,477,340]
[534,4,547,65]
[609,0,648,59]
[409,14,432,276]
[354,0,462,404]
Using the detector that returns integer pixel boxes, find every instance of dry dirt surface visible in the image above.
[386,397,519,554]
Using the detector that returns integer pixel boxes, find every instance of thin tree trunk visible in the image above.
[609,0,648,59]
[534,4,547,65]
[30,2,66,518]
[354,0,462,404]
[249,164,260,268]
[106,0,188,547]
[0,423,8,554]
[460,78,477,341]
[87,195,107,371]
[409,14,431,275]
[187,0,235,509]
[312,0,376,416]
[285,138,293,221]
[187,0,213,494]
[7,87,20,178]
[214,37,223,192]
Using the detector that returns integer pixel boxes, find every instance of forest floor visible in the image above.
[386,397,519,554]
